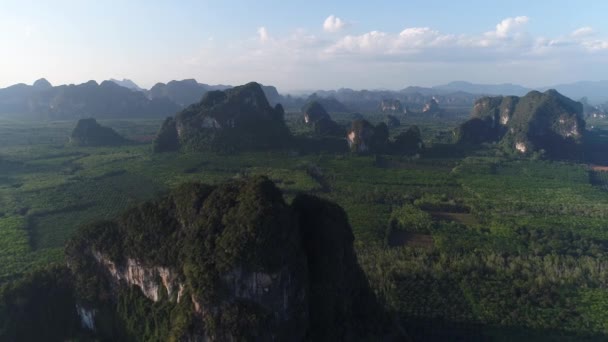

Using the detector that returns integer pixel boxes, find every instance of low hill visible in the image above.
[69,118,128,147]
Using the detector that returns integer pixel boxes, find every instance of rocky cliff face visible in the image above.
[65,177,399,341]
[302,101,331,124]
[301,101,343,137]
[347,119,389,153]
[422,98,442,116]
[456,90,585,157]
[380,99,404,113]
[153,82,291,152]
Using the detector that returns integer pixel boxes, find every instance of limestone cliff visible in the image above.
[153,82,291,152]
[347,119,389,153]
[301,101,343,137]
[65,176,401,341]
[379,99,404,114]
[456,90,585,157]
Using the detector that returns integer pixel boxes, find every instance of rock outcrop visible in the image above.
[347,120,389,153]
[153,82,291,152]
[455,90,585,157]
[422,98,443,116]
[301,101,343,136]
[302,101,331,124]
[69,118,127,147]
[65,176,400,341]
[380,99,404,114]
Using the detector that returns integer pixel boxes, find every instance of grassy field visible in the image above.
[2,115,608,339]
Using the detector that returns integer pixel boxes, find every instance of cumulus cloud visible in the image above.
[257,27,269,42]
[494,16,529,38]
[323,15,347,32]
[182,16,608,90]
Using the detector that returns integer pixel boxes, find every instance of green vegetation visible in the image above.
[457,90,585,158]
[62,176,395,340]
[1,102,608,340]
[155,82,291,152]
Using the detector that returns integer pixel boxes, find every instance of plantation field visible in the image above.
[2,116,608,339]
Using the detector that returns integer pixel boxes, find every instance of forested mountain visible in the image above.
[153,82,291,152]
[456,89,585,158]
[0,177,404,341]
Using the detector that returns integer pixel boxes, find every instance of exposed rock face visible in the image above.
[347,119,375,152]
[456,89,585,157]
[301,101,343,136]
[76,305,96,330]
[422,98,442,115]
[153,82,291,152]
[347,119,389,153]
[65,177,399,341]
[380,99,404,113]
[302,101,331,124]
[91,251,184,303]
[69,118,127,147]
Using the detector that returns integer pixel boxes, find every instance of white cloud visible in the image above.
[179,17,608,91]
[571,26,595,38]
[323,15,347,33]
[257,26,269,42]
[495,16,529,38]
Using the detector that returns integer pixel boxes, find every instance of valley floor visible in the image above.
[2,117,608,340]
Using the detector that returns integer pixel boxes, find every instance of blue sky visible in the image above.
[1,0,607,92]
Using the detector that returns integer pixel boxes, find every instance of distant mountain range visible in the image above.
[1,78,607,120]
[0,79,284,120]
[430,81,608,104]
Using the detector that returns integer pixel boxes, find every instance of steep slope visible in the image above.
[64,176,401,341]
[380,99,404,114]
[456,90,585,157]
[347,119,389,153]
[153,82,291,152]
[301,101,343,137]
